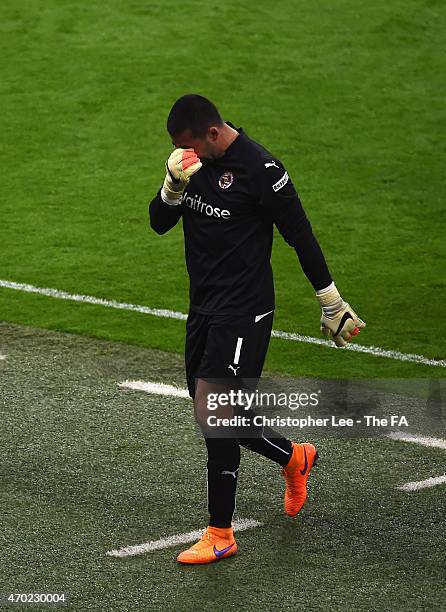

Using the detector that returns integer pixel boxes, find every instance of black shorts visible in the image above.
[185,309,274,398]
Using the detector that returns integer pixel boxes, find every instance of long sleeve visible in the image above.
[149,189,183,235]
[255,164,332,290]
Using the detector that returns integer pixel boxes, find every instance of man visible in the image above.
[149,94,365,565]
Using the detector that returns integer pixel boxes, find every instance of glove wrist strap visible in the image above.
[161,187,181,206]
[316,282,345,317]
[161,171,189,206]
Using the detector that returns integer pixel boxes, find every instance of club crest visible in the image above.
[219,171,234,189]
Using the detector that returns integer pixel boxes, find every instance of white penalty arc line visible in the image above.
[386,432,446,450]
[121,384,446,491]
[106,518,263,558]
[119,380,190,399]
[1,279,445,368]
[397,475,446,492]
[387,432,446,491]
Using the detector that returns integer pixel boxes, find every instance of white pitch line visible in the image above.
[119,380,190,399]
[388,432,446,491]
[271,329,446,368]
[0,279,187,321]
[1,279,445,368]
[387,432,446,450]
[106,518,263,558]
[398,475,446,492]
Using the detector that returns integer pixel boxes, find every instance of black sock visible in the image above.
[236,408,293,467]
[205,437,240,528]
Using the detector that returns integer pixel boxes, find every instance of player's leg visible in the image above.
[195,379,241,529]
[184,309,209,399]
[185,312,240,528]
[217,311,319,517]
[238,409,292,466]
[220,311,294,465]
[196,313,316,521]
[179,313,238,564]
[177,378,239,564]
[187,311,296,469]
[178,312,317,565]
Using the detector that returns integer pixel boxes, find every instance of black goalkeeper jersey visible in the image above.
[149,124,332,315]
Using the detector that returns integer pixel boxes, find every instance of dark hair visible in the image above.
[167,94,223,138]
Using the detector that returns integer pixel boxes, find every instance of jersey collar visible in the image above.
[218,121,245,160]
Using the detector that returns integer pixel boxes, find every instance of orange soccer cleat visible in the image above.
[177,526,237,565]
[282,442,318,517]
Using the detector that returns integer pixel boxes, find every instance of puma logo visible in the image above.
[264,161,279,169]
[228,365,240,375]
[221,469,239,479]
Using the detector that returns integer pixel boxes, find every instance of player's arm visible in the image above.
[149,148,202,235]
[256,162,365,346]
[149,189,183,235]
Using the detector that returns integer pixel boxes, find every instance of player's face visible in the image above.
[171,128,220,161]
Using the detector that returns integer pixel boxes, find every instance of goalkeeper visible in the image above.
[149,94,365,565]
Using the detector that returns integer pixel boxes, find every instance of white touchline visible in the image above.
[0,279,187,321]
[119,380,190,399]
[386,432,446,450]
[106,518,263,558]
[398,475,446,492]
[1,279,445,368]
[271,329,446,368]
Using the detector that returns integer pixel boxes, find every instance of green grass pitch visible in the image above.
[0,0,445,610]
